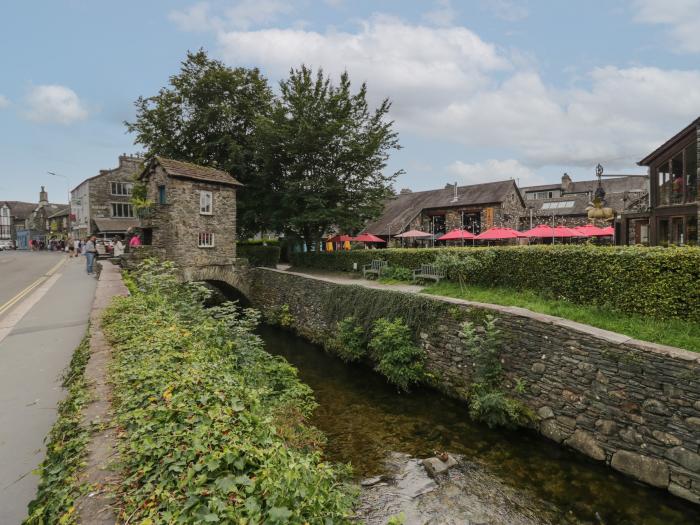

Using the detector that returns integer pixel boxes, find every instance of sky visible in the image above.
[2,0,700,203]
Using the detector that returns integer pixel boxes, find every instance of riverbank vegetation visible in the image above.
[102,260,355,523]
[423,281,700,352]
[24,336,91,525]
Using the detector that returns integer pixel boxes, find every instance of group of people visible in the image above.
[65,233,141,276]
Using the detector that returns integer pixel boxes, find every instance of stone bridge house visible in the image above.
[136,157,244,284]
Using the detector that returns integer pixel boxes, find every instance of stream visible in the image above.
[259,325,700,525]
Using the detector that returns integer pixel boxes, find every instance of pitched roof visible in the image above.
[526,188,647,217]
[47,206,71,219]
[143,157,242,186]
[365,180,520,236]
[638,117,699,166]
[521,175,647,198]
[0,201,36,220]
[93,218,139,233]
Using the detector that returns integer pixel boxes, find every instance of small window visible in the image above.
[111,203,134,217]
[200,191,213,214]
[198,232,214,248]
[158,185,167,205]
[111,182,133,196]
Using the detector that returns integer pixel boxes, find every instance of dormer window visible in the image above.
[200,191,213,215]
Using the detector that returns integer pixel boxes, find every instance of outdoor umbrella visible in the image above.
[353,233,386,243]
[475,227,526,240]
[599,226,615,236]
[437,228,476,241]
[394,229,432,238]
[327,235,353,243]
[574,225,608,237]
[524,225,580,238]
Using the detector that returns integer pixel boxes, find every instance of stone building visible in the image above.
[4,188,68,249]
[620,117,700,245]
[520,173,648,230]
[364,180,525,241]
[0,201,35,247]
[70,154,142,239]
[137,157,242,272]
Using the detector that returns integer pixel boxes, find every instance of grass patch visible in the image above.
[423,281,700,353]
[24,335,91,525]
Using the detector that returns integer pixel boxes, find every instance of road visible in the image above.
[0,251,97,524]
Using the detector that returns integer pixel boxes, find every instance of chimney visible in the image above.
[39,186,48,206]
[451,181,458,202]
[561,172,572,191]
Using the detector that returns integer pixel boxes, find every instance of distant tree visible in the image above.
[254,66,402,249]
[125,50,273,236]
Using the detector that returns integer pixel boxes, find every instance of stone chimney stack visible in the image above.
[561,172,572,191]
[39,186,48,205]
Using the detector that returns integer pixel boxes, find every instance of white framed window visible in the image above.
[110,181,133,196]
[200,191,213,215]
[111,202,134,217]
[198,232,215,248]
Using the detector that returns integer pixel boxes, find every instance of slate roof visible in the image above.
[47,205,71,219]
[638,116,700,166]
[364,180,520,236]
[143,157,242,186]
[1,201,36,220]
[521,175,647,198]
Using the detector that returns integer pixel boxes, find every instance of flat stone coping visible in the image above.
[261,268,700,363]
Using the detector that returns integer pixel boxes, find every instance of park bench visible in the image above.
[363,259,388,279]
[413,263,444,283]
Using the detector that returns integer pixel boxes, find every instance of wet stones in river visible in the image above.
[422,454,459,478]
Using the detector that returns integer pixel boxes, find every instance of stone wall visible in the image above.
[142,165,237,271]
[246,268,700,504]
[88,155,142,233]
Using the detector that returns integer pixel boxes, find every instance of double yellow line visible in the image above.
[0,258,66,318]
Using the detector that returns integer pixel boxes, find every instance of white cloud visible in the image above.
[448,159,539,186]
[633,0,700,53]
[482,0,529,22]
[423,0,457,26]
[25,85,88,124]
[0,95,9,108]
[170,0,293,32]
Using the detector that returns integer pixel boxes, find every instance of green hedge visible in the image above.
[237,244,281,267]
[290,246,700,322]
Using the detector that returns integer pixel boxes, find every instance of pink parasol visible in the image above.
[574,225,608,237]
[524,225,580,238]
[437,228,476,241]
[353,233,386,243]
[475,227,527,240]
[599,226,614,236]
[394,229,432,238]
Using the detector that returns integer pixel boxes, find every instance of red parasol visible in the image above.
[394,229,432,238]
[353,233,386,243]
[599,226,614,236]
[524,225,580,238]
[327,234,353,243]
[437,228,476,241]
[475,227,527,240]
[574,225,608,237]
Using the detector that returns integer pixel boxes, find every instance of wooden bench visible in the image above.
[413,263,444,283]
[363,259,388,279]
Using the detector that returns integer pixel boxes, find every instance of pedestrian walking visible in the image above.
[129,233,141,248]
[85,236,97,275]
[68,238,75,256]
[113,237,125,257]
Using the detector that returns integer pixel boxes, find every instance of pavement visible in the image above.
[0,250,97,524]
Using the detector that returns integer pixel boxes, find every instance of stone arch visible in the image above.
[181,264,252,300]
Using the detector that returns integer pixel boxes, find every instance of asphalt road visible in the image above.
[0,251,96,524]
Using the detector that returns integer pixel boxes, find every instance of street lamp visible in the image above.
[47,171,71,238]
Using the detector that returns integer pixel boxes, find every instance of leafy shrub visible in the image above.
[328,316,367,362]
[380,265,414,282]
[434,251,494,291]
[461,317,532,428]
[291,245,700,321]
[237,243,281,267]
[265,303,294,327]
[368,318,425,392]
[101,260,356,523]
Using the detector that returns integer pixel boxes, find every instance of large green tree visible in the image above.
[125,50,273,235]
[255,66,401,249]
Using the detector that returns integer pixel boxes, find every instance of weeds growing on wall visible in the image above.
[369,318,426,392]
[101,260,356,524]
[328,316,367,362]
[24,336,92,525]
[461,316,533,428]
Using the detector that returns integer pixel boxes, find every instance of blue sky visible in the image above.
[2,0,700,202]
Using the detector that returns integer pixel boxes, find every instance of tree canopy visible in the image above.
[255,66,401,247]
[125,50,273,235]
[126,51,401,244]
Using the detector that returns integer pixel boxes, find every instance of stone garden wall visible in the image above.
[247,268,700,504]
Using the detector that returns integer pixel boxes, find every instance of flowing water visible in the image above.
[259,325,700,525]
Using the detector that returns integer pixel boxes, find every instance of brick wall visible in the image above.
[247,268,700,504]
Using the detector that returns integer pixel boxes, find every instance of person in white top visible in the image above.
[113,237,125,257]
